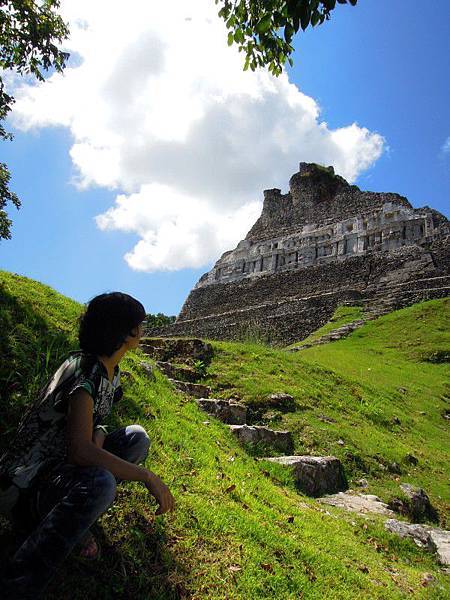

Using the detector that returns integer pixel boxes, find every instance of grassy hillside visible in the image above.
[0,271,449,599]
[286,304,364,348]
[206,299,450,515]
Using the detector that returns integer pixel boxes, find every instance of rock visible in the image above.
[356,478,368,489]
[120,370,133,382]
[385,520,434,550]
[404,453,419,466]
[318,414,336,424]
[337,439,345,446]
[385,520,450,565]
[140,338,213,365]
[261,411,283,424]
[266,455,347,497]
[139,361,156,381]
[387,461,402,475]
[389,483,438,522]
[156,361,199,383]
[265,392,296,412]
[169,379,211,398]
[392,416,401,425]
[196,398,247,425]
[428,529,450,566]
[319,492,395,516]
[442,409,450,421]
[230,425,294,454]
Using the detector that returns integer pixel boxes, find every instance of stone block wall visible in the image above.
[151,163,449,345]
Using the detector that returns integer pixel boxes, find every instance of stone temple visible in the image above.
[152,163,450,344]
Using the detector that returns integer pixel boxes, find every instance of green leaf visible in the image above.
[284,23,295,43]
[227,31,234,46]
[311,10,321,27]
[300,7,311,31]
[256,15,272,35]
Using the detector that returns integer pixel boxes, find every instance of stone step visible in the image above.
[265,455,347,497]
[289,318,370,351]
[169,379,211,398]
[318,492,395,516]
[229,425,294,454]
[196,398,247,425]
[140,337,213,365]
[385,520,450,566]
[156,360,200,383]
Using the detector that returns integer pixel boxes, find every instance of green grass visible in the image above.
[286,304,364,348]
[0,271,449,599]
[205,299,450,517]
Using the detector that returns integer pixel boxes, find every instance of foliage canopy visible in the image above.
[216,0,358,76]
[0,0,69,240]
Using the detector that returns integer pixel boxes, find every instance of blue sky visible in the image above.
[1,0,449,316]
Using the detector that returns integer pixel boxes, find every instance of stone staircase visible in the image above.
[140,337,347,497]
[289,274,450,352]
[139,336,450,566]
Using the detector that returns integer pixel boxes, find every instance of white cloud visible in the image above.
[442,137,450,154]
[10,0,384,272]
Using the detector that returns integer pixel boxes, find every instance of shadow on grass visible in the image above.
[0,285,76,453]
[0,288,188,599]
[0,501,188,600]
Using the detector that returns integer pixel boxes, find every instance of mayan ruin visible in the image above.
[151,163,450,344]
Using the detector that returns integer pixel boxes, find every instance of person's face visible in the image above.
[127,321,145,349]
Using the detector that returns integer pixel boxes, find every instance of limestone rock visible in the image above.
[139,361,156,381]
[230,425,294,454]
[156,361,199,383]
[266,455,347,497]
[319,492,394,516]
[196,398,247,425]
[385,520,450,565]
[429,529,450,566]
[388,483,438,522]
[265,392,296,412]
[140,338,213,365]
[169,379,211,398]
[385,520,435,550]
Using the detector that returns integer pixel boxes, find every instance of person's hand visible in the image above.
[143,470,175,515]
[92,428,106,448]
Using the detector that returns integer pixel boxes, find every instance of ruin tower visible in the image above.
[152,163,450,344]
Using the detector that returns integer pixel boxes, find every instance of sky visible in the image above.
[1,0,449,316]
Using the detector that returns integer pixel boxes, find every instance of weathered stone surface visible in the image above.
[139,361,156,381]
[319,492,395,516]
[169,379,211,398]
[429,529,450,566]
[264,392,296,412]
[196,398,247,425]
[388,483,438,522]
[266,455,347,497]
[230,425,294,454]
[140,338,213,365]
[149,163,449,344]
[156,361,199,383]
[385,520,450,565]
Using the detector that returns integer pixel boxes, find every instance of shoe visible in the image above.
[76,530,100,561]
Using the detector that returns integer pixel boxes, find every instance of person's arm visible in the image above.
[67,389,174,514]
[92,426,107,448]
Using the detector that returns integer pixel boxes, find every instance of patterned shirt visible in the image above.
[0,351,122,490]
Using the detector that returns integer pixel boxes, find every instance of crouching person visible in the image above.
[0,292,174,599]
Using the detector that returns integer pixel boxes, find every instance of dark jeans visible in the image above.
[2,424,150,599]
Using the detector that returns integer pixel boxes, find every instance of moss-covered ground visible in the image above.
[0,270,448,599]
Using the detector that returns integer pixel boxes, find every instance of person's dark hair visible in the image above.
[79,292,146,357]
